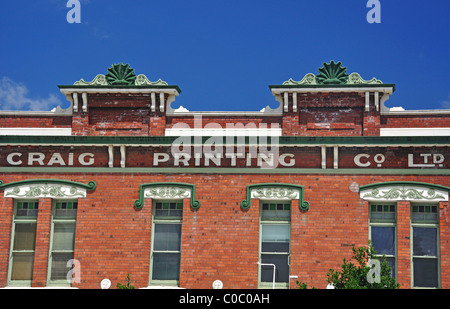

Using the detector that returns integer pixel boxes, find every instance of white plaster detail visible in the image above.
[250,187,300,200]
[165,128,282,137]
[380,128,450,136]
[284,92,289,112]
[360,185,449,202]
[108,145,114,168]
[144,186,191,199]
[120,145,126,168]
[333,146,339,169]
[73,93,79,112]
[0,128,72,136]
[151,92,156,112]
[82,92,88,112]
[321,146,326,169]
[374,92,379,111]
[365,92,370,112]
[293,92,298,112]
[4,183,87,199]
[159,93,165,112]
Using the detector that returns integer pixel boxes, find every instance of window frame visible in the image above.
[258,200,291,289]
[411,202,440,289]
[149,199,183,287]
[46,199,79,287]
[368,202,397,280]
[7,199,39,287]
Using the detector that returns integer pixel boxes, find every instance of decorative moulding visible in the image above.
[134,182,200,210]
[359,181,450,202]
[60,63,180,114]
[269,61,394,113]
[0,179,96,199]
[240,183,309,211]
[281,61,384,86]
[73,63,169,87]
[316,61,349,85]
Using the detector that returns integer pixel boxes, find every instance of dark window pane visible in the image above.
[381,257,396,278]
[371,226,395,256]
[262,241,290,252]
[413,227,437,256]
[413,258,438,288]
[55,206,78,218]
[370,204,395,222]
[154,224,182,251]
[155,203,182,218]
[261,254,289,283]
[261,203,291,220]
[261,225,290,253]
[10,253,34,280]
[13,223,37,251]
[52,223,76,250]
[50,253,74,281]
[152,253,180,280]
[15,201,39,217]
[412,205,438,222]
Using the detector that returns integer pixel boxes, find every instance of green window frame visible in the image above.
[8,200,39,287]
[149,200,183,287]
[258,201,291,289]
[411,203,440,288]
[47,200,78,287]
[369,203,397,279]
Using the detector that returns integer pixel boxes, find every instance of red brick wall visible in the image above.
[32,198,52,287]
[71,93,167,136]
[4,92,450,138]
[381,114,450,128]
[440,201,450,287]
[166,116,281,129]
[0,172,448,289]
[282,92,382,136]
[396,200,411,288]
[0,115,71,128]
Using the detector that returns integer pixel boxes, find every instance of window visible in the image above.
[369,203,396,278]
[8,200,39,286]
[411,204,439,288]
[259,202,291,288]
[150,201,183,286]
[47,200,78,286]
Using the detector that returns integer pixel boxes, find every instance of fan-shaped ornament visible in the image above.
[316,61,349,85]
[105,63,137,86]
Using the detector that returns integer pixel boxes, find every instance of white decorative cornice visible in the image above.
[144,186,191,200]
[250,187,300,200]
[4,183,88,199]
[241,183,309,210]
[134,182,200,209]
[360,182,449,202]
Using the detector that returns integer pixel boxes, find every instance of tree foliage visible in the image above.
[297,243,400,289]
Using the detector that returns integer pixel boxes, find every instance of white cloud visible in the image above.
[0,77,63,111]
[442,93,450,109]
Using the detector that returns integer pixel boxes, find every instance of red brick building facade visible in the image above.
[0,62,449,289]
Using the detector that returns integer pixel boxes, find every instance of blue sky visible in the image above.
[0,0,449,112]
